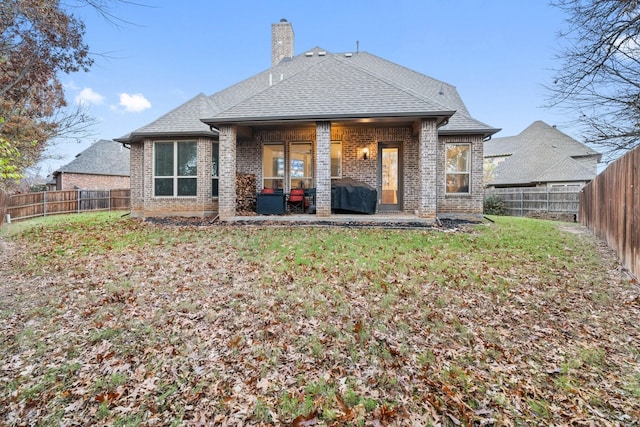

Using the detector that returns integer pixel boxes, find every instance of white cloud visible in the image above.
[75,87,104,105]
[118,93,151,113]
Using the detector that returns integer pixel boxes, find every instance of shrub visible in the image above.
[484,194,507,215]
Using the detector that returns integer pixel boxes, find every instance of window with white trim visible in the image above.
[263,143,285,189]
[445,143,471,194]
[211,142,219,197]
[331,141,342,179]
[154,141,197,196]
[290,142,314,189]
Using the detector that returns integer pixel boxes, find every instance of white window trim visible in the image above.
[289,141,314,189]
[153,140,198,198]
[262,142,285,190]
[211,142,219,198]
[445,142,472,195]
[331,141,342,179]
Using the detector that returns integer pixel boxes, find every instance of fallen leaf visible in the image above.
[292,413,319,426]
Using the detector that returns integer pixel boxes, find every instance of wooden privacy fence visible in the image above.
[485,187,581,219]
[580,148,639,280]
[4,189,130,223]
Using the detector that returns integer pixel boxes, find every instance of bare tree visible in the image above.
[549,0,640,162]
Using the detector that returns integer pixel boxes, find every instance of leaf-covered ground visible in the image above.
[0,213,638,426]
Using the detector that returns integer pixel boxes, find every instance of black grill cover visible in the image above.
[331,178,377,214]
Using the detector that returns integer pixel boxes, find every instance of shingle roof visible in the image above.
[344,52,497,135]
[56,139,130,176]
[204,49,498,136]
[483,135,521,157]
[485,121,601,186]
[118,48,499,142]
[205,53,455,122]
[116,93,217,142]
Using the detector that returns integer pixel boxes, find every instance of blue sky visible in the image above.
[43,0,569,173]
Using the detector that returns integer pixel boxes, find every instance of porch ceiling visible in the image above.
[207,113,452,136]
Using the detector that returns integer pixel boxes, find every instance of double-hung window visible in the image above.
[445,143,471,194]
[154,141,197,196]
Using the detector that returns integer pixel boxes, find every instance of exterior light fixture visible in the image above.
[362,147,369,160]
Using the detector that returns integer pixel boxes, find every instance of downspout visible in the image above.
[435,140,442,227]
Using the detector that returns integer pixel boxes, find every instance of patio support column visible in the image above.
[315,121,331,217]
[218,125,237,220]
[418,118,438,219]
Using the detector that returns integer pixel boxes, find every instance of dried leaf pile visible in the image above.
[0,213,638,426]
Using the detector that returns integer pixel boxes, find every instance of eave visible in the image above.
[439,127,502,139]
[202,111,455,129]
[114,130,218,144]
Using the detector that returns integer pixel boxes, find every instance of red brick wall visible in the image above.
[134,138,217,218]
[437,134,484,218]
[131,127,484,218]
[238,125,483,216]
[57,173,130,191]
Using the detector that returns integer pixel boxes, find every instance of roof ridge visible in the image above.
[358,51,458,92]
[332,52,454,113]
[206,53,333,116]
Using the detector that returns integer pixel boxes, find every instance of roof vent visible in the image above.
[318,51,326,56]
[344,53,353,57]
[305,52,313,57]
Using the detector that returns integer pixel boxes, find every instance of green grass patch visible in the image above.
[0,212,633,426]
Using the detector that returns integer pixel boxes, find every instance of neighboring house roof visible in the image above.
[483,135,520,157]
[117,47,498,143]
[484,121,601,186]
[55,139,130,176]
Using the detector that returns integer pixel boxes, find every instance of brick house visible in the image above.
[116,20,499,221]
[53,139,130,190]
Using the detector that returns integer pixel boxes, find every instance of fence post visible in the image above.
[109,189,111,212]
[520,188,524,216]
[78,189,81,213]
[43,191,47,217]
[547,188,550,213]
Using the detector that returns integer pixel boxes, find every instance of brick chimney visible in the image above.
[272,19,294,67]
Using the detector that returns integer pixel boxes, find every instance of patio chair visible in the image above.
[287,188,306,213]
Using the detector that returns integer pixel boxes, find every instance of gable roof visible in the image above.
[204,49,455,123]
[204,49,498,136]
[55,139,130,176]
[118,48,498,142]
[485,121,601,186]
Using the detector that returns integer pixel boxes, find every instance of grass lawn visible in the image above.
[0,212,638,426]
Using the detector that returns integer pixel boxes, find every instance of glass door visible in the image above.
[378,143,402,211]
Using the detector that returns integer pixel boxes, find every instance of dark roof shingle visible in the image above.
[56,139,130,176]
[485,121,600,185]
[118,48,499,141]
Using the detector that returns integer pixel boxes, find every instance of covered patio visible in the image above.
[211,118,444,222]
